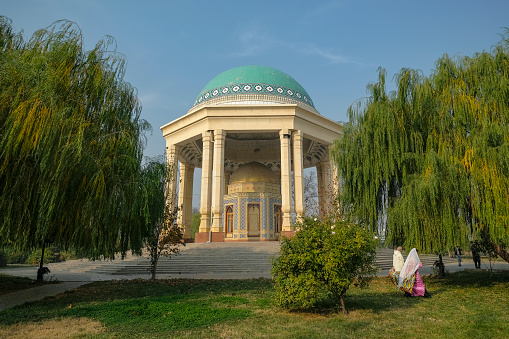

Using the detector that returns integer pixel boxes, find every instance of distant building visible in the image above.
[161,65,342,242]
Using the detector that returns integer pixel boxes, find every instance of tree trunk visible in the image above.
[36,241,46,282]
[339,291,348,314]
[490,241,509,263]
[151,255,159,280]
[482,228,509,263]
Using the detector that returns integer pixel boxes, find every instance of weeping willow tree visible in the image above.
[0,17,153,260]
[332,31,509,262]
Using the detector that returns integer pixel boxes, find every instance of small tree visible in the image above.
[472,239,499,272]
[142,159,184,280]
[190,210,201,240]
[271,216,378,313]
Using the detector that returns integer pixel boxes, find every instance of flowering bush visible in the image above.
[271,217,378,313]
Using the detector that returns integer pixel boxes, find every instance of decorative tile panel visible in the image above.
[223,198,238,230]
[269,198,282,230]
[195,82,314,108]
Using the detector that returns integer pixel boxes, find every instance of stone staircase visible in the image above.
[45,242,459,278]
[374,248,457,270]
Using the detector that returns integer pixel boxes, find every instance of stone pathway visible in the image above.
[1,242,507,312]
[0,282,87,312]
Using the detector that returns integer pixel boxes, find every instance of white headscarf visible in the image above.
[398,248,421,288]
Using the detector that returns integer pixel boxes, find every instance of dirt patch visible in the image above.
[0,317,105,338]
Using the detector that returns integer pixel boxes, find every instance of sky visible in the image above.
[3,0,508,207]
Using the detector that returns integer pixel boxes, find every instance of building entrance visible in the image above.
[248,204,260,237]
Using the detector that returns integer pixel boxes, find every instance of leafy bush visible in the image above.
[190,212,201,240]
[26,248,52,265]
[271,217,378,313]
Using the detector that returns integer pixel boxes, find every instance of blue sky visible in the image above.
[3,1,508,207]
[3,0,508,159]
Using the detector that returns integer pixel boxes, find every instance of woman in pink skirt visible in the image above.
[398,248,431,298]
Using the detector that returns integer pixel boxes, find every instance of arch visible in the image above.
[274,205,282,233]
[225,205,234,234]
[248,204,260,237]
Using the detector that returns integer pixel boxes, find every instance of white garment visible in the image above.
[398,248,421,289]
[393,250,405,272]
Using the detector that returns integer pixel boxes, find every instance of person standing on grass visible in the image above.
[389,246,405,285]
[398,248,431,298]
[455,245,462,266]
[470,242,481,269]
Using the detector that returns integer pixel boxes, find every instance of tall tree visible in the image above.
[0,17,151,259]
[332,32,509,262]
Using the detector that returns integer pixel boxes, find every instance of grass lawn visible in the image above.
[0,270,508,338]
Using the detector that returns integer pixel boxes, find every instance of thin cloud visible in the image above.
[230,29,277,57]
[304,46,349,64]
[230,28,368,67]
[307,1,347,17]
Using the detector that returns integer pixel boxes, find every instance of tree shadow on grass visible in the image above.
[425,270,509,289]
[344,289,428,314]
[0,278,273,329]
[283,277,428,316]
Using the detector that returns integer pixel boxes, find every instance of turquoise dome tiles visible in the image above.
[194,65,315,108]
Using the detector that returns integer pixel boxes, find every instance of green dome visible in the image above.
[193,65,314,108]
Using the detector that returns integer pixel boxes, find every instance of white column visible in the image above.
[280,129,292,230]
[177,162,194,239]
[199,131,213,233]
[166,144,180,213]
[293,130,305,222]
[177,162,186,229]
[211,129,226,232]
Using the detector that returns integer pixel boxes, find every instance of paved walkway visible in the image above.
[0,282,87,312]
[1,243,508,312]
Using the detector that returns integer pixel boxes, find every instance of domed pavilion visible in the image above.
[160,65,342,242]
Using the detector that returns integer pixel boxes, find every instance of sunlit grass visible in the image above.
[1,271,508,338]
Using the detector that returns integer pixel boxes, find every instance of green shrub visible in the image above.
[26,248,51,265]
[1,247,29,265]
[271,217,378,313]
[25,246,78,265]
[190,212,201,240]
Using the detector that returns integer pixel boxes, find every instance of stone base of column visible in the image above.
[281,230,297,239]
[194,232,225,243]
[180,226,191,240]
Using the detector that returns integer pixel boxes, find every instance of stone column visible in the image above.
[211,129,226,234]
[166,144,180,213]
[280,129,292,231]
[177,162,194,240]
[293,130,305,222]
[224,171,231,195]
[199,131,213,235]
